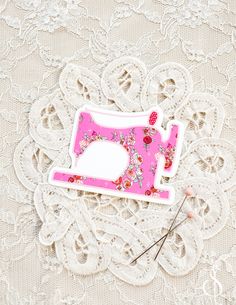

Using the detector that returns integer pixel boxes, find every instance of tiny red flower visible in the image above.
[123,144,129,151]
[137,156,143,163]
[164,158,172,169]
[124,179,132,189]
[145,190,151,196]
[150,186,157,193]
[113,176,122,185]
[143,135,152,144]
[68,177,74,183]
[116,185,123,191]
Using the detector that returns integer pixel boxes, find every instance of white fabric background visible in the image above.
[0,0,236,304]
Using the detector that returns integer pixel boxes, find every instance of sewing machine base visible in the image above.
[50,168,175,204]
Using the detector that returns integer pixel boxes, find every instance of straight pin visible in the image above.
[130,187,194,264]
[130,212,193,264]
[154,187,193,260]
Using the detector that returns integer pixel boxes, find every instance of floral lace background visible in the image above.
[1,0,236,304]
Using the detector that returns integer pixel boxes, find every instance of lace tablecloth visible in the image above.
[0,1,236,304]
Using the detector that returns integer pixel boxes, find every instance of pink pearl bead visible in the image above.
[187,211,194,219]
[184,187,193,197]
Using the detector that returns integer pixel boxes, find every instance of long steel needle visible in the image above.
[154,187,193,260]
[130,214,191,264]
[130,187,194,264]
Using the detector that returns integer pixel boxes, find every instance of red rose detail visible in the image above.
[68,177,74,183]
[149,112,158,125]
[113,176,122,185]
[123,144,129,151]
[143,135,152,144]
[137,156,143,163]
[164,158,172,169]
[116,185,122,191]
[145,190,151,196]
[124,179,132,189]
[150,186,157,193]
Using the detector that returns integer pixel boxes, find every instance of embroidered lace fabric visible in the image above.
[0,0,236,304]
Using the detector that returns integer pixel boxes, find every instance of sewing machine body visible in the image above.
[49,105,184,204]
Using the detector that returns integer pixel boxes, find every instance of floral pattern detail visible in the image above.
[111,129,144,190]
[158,143,176,169]
[143,127,157,149]
[68,174,84,184]
[52,110,181,203]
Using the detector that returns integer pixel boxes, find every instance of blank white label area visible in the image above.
[75,140,130,181]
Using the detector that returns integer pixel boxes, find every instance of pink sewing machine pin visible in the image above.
[49,105,184,204]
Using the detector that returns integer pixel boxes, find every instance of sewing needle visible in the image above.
[153,187,193,260]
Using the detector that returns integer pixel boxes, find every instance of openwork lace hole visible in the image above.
[40,104,63,130]
[118,69,132,93]
[74,234,88,263]
[188,111,206,131]
[51,205,61,216]
[121,209,133,219]
[167,232,186,258]
[189,197,209,218]
[47,104,56,114]
[122,243,133,260]
[195,156,224,173]
[77,79,91,100]
[157,78,176,101]
[32,149,52,173]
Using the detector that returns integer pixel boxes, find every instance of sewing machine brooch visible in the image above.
[49,105,184,204]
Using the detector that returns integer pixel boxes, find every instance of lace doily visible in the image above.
[11,58,232,286]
